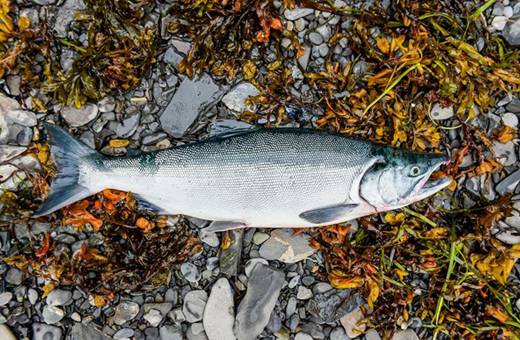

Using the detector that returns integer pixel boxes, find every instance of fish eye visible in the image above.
[409,166,421,177]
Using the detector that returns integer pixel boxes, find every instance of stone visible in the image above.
[297,286,313,300]
[0,292,12,306]
[496,169,520,195]
[219,229,244,277]
[160,325,184,340]
[32,323,62,340]
[430,103,454,120]
[340,306,366,338]
[61,104,99,127]
[0,164,17,182]
[491,16,508,31]
[252,232,270,245]
[5,110,37,126]
[366,329,382,340]
[42,305,65,324]
[160,74,224,138]
[53,0,86,36]
[164,47,184,67]
[307,290,362,324]
[46,289,72,306]
[144,309,164,327]
[183,290,208,323]
[234,264,285,340]
[298,45,311,70]
[70,323,111,340]
[244,258,269,277]
[221,83,259,112]
[28,288,38,304]
[330,327,348,340]
[203,278,235,340]
[112,301,140,325]
[309,32,324,45]
[110,112,141,138]
[199,229,220,248]
[5,268,23,285]
[143,303,173,316]
[392,329,420,340]
[181,263,201,283]
[98,97,116,113]
[502,112,518,127]
[114,328,134,339]
[6,75,21,96]
[259,229,316,263]
[284,8,314,20]
[506,99,520,113]
[492,141,517,166]
[0,325,16,340]
[0,145,26,163]
[187,323,208,340]
[503,18,520,46]
[295,333,313,340]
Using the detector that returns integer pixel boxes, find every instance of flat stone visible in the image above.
[143,302,173,316]
[6,75,21,96]
[244,258,269,277]
[5,268,23,285]
[46,289,72,306]
[307,290,362,324]
[259,229,316,263]
[181,263,201,283]
[164,47,184,67]
[284,8,314,20]
[222,82,259,112]
[252,232,270,245]
[0,292,13,306]
[506,98,520,113]
[160,74,223,138]
[110,112,141,138]
[502,112,518,127]
[0,145,26,163]
[144,309,164,327]
[61,104,99,127]
[98,97,116,113]
[183,290,208,323]
[340,306,366,338]
[295,333,313,340]
[42,305,65,324]
[491,16,508,31]
[492,141,517,166]
[160,325,183,340]
[70,323,111,340]
[309,32,324,45]
[5,110,37,126]
[203,278,235,340]
[28,288,38,304]
[496,169,520,195]
[113,328,134,339]
[234,263,285,340]
[0,325,16,340]
[187,322,208,340]
[32,323,62,340]
[430,103,454,120]
[199,229,220,248]
[112,300,140,325]
[330,327,348,340]
[298,45,311,70]
[297,286,313,300]
[392,329,420,340]
[366,329,382,340]
[503,18,520,46]
[0,164,17,182]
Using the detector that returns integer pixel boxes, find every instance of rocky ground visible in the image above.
[0,0,520,339]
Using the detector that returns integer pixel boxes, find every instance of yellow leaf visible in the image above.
[384,212,405,225]
[485,305,509,324]
[330,275,364,289]
[376,36,390,54]
[42,282,56,298]
[18,15,30,30]
[242,60,257,81]
[425,227,448,239]
[89,294,108,308]
[395,269,408,281]
[367,277,380,309]
[497,126,517,144]
[109,139,129,148]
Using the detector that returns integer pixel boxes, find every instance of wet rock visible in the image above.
[0,164,17,182]
[160,74,224,138]
[32,323,62,340]
[61,104,99,127]
[42,305,65,324]
[183,290,208,323]
[297,286,313,300]
[0,325,16,340]
[392,329,420,340]
[0,145,26,163]
[112,300,140,325]
[259,229,316,263]
[503,18,520,46]
[70,323,111,340]
[28,288,38,305]
[181,263,201,283]
[203,278,235,340]
[46,289,72,306]
[307,289,362,324]
[0,292,13,306]
[284,8,314,20]
[340,306,366,338]
[430,103,454,120]
[222,82,259,112]
[219,229,244,277]
[234,263,285,340]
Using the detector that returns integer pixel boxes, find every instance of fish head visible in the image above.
[360,150,450,211]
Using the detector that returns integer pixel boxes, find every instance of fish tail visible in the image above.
[33,123,105,217]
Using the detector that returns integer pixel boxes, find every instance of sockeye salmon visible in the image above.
[33,123,450,231]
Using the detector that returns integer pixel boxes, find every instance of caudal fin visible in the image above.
[33,123,104,217]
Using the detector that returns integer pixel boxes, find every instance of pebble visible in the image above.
[32,323,62,340]
[70,323,111,340]
[28,288,38,305]
[112,301,140,325]
[244,258,269,277]
[492,141,517,166]
[187,322,208,340]
[0,325,16,340]
[160,73,224,138]
[259,229,316,263]
[309,32,324,45]
[295,332,313,340]
[199,229,220,248]
[61,104,99,127]
[330,327,348,340]
[502,112,518,127]
[430,103,454,120]
[340,306,366,338]
[366,329,382,340]
[492,16,508,31]
[252,232,270,245]
[110,112,141,138]
[307,290,363,324]
[392,329,420,340]
[506,98,520,113]
[203,278,235,340]
[98,96,116,113]
[42,305,65,324]
[113,328,134,339]
[5,268,23,285]
[144,308,164,327]
[297,286,313,300]
[46,289,72,306]
[183,290,208,323]
[234,263,285,340]
[503,18,520,46]
[181,263,202,283]
[0,292,12,306]
[0,145,26,163]
[160,325,184,340]
[284,8,314,20]
[496,169,520,195]
[221,82,259,112]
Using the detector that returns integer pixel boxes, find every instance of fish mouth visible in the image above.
[412,159,451,201]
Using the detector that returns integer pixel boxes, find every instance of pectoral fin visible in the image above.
[299,204,358,224]
[204,220,248,232]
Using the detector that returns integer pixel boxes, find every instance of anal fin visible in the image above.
[299,203,358,224]
[133,193,170,215]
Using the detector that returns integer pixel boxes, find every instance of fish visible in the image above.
[33,122,451,232]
